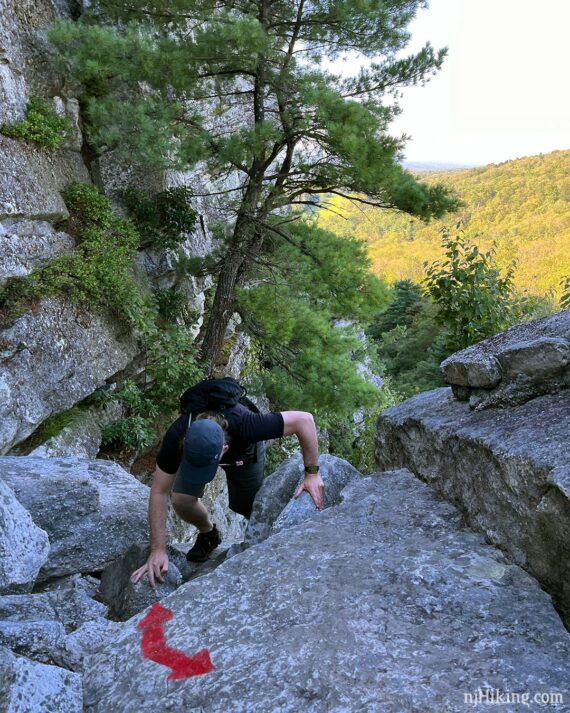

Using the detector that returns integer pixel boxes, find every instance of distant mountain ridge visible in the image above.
[402,161,475,172]
[318,150,570,298]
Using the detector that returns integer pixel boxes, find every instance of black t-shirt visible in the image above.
[156,404,284,475]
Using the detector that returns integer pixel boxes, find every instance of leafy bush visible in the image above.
[101,326,203,450]
[0,97,71,149]
[424,229,517,350]
[154,286,188,323]
[369,231,555,399]
[0,183,151,330]
[121,186,197,249]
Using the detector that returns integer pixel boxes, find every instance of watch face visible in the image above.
[304,465,319,474]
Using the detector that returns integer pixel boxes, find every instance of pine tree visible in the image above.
[50,1,459,371]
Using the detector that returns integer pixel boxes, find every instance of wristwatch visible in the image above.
[304,464,320,475]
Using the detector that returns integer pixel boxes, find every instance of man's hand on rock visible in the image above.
[294,473,325,511]
[131,550,169,590]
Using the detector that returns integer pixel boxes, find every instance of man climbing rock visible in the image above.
[131,378,324,588]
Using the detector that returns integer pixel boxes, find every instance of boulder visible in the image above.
[0,620,66,664]
[375,387,570,626]
[0,136,89,221]
[98,544,184,621]
[0,220,75,284]
[28,415,104,460]
[29,402,123,460]
[0,478,49,594]
[244,453,361,547]
[441,309,570,409]
[97,542,233,621]
[0,645,83,713]
[0,297,138,453]
[82,471,569,712]
[35,572,100,598]
[0,589,107,632]
[61,618,124,673]
[0,457,152,579]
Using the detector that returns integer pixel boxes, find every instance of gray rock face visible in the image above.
[441,309,570,409]
[245,453,360,548]
[83,471,569,713]
[0,136,89,221]
[98,544,184,621]
[0,57,27,127]
[0,478,49,594]
[0,297,137,453]
[0,645,83,713]
[0,619,66,664]
[29,415,104,460]
[61,618,124,673]
[0,457,150,579]
[0,590,106,632]
[0,220,75,283]
[35,572,100,598]
[97,541,234,620]
[376,387,570,626]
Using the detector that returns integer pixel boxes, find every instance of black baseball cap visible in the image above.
[179,419,225,486]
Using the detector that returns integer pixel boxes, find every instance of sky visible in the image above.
[344,0,570,166]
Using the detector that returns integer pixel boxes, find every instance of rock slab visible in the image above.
[376,387,570,626]
[0,478,49,594]
[441,309,570,409]
[0,645,83,713]
[244,452,361,548]
[0,219,75,284]
[0,456,150,579]
[82,470,570,713]
[0,297,138,453]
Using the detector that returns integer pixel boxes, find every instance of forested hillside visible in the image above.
[318,150,570,298]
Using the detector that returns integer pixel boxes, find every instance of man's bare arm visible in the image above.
[281,411,324,510]
[131,466,175,588]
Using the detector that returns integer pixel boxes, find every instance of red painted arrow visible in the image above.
[137,602,214,680]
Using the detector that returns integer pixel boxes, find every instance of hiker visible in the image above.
[131,377,324,588]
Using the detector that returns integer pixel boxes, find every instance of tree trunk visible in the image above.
[199,242,244,375]
[199,197,264,373]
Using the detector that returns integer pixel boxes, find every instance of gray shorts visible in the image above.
[172,442,266,519]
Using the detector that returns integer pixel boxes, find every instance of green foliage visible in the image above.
[238,220,391,423]
[0,183,150,330]
[101,326,203,451]
[373,298,449,398]
[13,408,80,454]
[424,229,517,350]
[368,279,423,341]
[47,6,459,213]
[317,150,570,300]
[121,186,197,249]
[49,0,461,369]
[561,277,570,309]
[0,97,71,149]
[328,384,399,473]
[154,286,187,323]
[369,235,554,398]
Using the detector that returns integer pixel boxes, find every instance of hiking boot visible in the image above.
[186,524,222,562]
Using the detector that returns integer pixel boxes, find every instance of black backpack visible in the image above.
[179,377,259,417]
